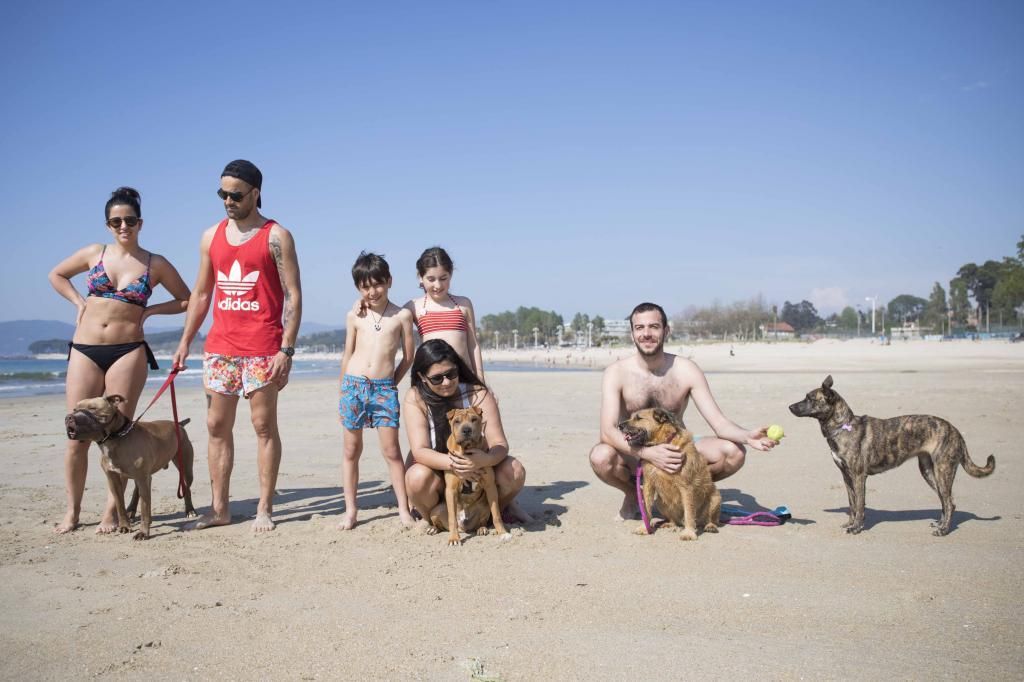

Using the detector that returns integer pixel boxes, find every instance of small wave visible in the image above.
[0,371,66,382]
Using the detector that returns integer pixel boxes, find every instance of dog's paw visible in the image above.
[447,534,463,547]
[632,524,651,536]
[703,524,719,534]
[498,532,512,542]
[425,525,439,536]
[679,528,698,541]
[476,526,490,536]
[932,526,950,537]
[132,531,149,541]
[845,525,863,535]
[117,525,131,535]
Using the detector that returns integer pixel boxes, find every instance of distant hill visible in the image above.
[0,320,76,356]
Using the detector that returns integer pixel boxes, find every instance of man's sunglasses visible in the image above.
[424,368,459,386]
[217,187,254,202]
[106,217,140,229]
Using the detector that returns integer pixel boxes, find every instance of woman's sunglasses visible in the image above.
[424,368,459,386]
[106,217,140,229]
[217,187,254,202]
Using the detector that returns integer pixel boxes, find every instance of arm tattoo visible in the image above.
[270,234,297,334]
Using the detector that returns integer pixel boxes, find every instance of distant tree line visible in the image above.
[672,235,1024,338]
[478,307,608,347]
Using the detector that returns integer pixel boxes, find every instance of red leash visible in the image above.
[133,366,189,499]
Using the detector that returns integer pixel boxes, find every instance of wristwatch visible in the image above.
[280,346,295,358]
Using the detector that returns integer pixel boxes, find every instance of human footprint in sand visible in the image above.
[172,160,302,533]
[588,302,779,522]
[337,253,416,530]
[404,340,532,531]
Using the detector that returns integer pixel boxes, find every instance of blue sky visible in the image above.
[2,1,1021,328]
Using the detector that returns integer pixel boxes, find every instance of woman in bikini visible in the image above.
[405,246,485,380]
[48,187,191,534]
[403,339,531,525]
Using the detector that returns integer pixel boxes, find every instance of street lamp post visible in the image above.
[556,325,563,346]
[865,296,877,336]
[532,327,539,348]
[856,305,862,337]
[587,322,594,348]
[512,329,518,350]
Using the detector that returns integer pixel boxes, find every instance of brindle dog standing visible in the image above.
[789,375,995,536]
[618,407,721,541]
[428,406,510,546]
[65,395,196,540]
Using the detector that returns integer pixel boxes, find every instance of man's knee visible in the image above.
[250,413,279,440]
[589,443,618,474]
[712,442,746,480]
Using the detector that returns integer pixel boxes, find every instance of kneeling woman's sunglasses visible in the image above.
[425,368,459,386]
[106,217,140,228]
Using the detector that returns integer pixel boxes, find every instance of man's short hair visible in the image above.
[352,251,391,287]
[628,302,668,327]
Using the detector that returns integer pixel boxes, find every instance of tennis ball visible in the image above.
[766,424,785,441]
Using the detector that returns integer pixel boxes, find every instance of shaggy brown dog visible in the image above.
[428,406,510,546]
[789,375,995,536]
[65,395,196,540]
[618,408,721,541]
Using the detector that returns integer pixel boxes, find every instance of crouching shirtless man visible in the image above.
[588,302,778,520]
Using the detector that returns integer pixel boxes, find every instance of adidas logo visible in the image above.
[217,260,260,297]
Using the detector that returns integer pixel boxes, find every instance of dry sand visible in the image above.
[1,339,1021,680]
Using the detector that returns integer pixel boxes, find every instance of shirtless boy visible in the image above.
[589,302,778,520]
[338,252,416,529]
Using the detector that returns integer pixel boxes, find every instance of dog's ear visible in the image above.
[471,406,483,417]
[446,408,458,421]
[106,394,126,406]
[822,375,834,391]
[652,408,674,424]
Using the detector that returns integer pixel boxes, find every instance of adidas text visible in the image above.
[218,298,261,312]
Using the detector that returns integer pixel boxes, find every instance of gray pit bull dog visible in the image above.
[789,375,995,536]
[65,395,196,540]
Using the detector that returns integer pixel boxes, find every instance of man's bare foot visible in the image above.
[188,512,231,531]
[615,494,641,521]
[252,512,275,533]
[337,512,357,531]
[503,500,534,524]
[54,511,79,534]
[397,510,416,529]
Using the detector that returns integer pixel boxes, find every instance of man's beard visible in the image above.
[633,335,665,357]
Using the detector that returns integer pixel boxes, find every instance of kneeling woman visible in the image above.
[404,339,531,526]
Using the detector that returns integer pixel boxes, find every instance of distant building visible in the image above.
[760,321,795,339]
[603,319,631,339]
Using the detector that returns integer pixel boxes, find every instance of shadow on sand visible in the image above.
[823,505,1000,533]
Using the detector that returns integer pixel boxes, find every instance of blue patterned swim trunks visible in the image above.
[339,375,400,429]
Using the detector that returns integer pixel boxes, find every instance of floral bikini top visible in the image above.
[85,246,153,307]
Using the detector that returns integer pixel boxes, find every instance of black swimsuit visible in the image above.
[68,341,159,372]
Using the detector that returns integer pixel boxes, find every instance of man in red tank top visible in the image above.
[173,160,302,532]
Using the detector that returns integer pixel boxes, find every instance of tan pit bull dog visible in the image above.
[428,406,510,546]
[65,395,196,540]
[618,407,721,541]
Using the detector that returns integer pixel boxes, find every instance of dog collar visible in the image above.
[98,414,135,444]
[832,423,853,437]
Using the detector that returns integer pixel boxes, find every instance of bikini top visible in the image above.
[416,295,469,336]
[86,246,153,307]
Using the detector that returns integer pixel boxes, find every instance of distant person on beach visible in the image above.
[589,302,779,520]
[403,339,531,525]
[172,160,302,532]
[49,187,190,534]
[337,252,415,530]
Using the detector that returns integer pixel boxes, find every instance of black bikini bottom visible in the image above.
[68,341,159,372]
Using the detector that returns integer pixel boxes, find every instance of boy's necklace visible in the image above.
[368,302,390,331]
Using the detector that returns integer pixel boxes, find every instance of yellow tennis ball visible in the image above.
[767,424,785,441]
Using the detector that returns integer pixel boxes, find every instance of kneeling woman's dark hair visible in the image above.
[411,339,486,453]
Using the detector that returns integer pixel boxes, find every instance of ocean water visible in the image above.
[0,357,587,398]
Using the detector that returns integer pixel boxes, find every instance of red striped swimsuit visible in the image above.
[416,296,469,336]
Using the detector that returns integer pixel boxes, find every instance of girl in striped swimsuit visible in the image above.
[404,247,485,381]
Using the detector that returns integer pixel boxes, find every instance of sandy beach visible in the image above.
[1,339,1021,680]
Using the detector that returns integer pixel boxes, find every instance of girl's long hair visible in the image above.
[411,339,486,453]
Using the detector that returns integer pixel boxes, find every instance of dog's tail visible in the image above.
[962,453,995,478]
[177,418,191,428]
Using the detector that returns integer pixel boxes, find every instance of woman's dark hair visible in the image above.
[415,246,454,289]
[105,186,141,220]
[411,339,486,454]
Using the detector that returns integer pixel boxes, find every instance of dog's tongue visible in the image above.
[64,414,78,439]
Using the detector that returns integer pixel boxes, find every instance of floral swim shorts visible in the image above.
[204,353,277,398]
[339,374,400,429]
